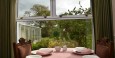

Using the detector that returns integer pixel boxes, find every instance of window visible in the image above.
[56,0,90,15]
[18,0,50,17]
[17,0,93,49]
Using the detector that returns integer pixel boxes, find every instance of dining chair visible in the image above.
[13,38,32,58]
[96,38,113,58]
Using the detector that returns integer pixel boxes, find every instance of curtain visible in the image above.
[91,0,114,57]
[0,0,16,58]
[91,0,113,41]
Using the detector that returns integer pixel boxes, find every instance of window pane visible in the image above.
[17,22,42,42]
[18,0,50,17]
[17,19,92,49]
[56,0,91,15]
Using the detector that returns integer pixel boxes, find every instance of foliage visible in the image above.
[32,38,50,50]
[32,37,78,50]
[24,11,31,17]
[26,1,92,49]
[57,20,92,47]
[60,1,91,16]
[31,4,50,16]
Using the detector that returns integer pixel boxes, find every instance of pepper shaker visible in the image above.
[62,45,67,52]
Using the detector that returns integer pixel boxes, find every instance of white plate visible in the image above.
[82,55,99,58]
[31,50,39,54]
[73,49,94,53]
[75,47,86,52]
[26,55,42,58]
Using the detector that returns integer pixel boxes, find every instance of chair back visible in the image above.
[13,38,31,58]
[96,38,113,58]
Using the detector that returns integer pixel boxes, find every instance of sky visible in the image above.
[18,0,90,17]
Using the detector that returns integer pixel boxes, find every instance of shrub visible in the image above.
[32,37,50,50]
[32,37,78,50]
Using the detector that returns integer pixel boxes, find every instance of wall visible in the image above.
[112,0,115,56]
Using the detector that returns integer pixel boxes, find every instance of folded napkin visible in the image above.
[75,47,85,52]
[79,48,92,54]
[36,49,53,56]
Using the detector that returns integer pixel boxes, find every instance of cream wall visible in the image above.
[112,0,115,36]
[112,0,115,55]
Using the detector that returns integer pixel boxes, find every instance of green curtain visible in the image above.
[91,0,114,57]
[91,0,113,41]
[0,0,16,58]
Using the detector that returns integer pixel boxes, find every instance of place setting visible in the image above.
[26,49,53,58]
[72,47,99,58]
[72,47,94,55]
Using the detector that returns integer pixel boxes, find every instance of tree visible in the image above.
[56,1,92,47]
[31,4,50,16]
[24,11,31,17]
[24,2,92,47]
[60,1,91,16]
[23,4,51,37]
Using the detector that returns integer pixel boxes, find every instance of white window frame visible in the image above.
[17,0,92,21]
[50,0,56,16]
[17,15,92,21]
[16,0,95,49]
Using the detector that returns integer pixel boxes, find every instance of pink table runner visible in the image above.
[41,48,82,58]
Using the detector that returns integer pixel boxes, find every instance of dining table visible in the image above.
[30,48,99,58]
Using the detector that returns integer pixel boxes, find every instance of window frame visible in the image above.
[16,0,95,49]
[17,0,92,20]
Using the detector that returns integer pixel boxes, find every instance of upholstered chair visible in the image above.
[13,38,31,58]
[96,38,113,58]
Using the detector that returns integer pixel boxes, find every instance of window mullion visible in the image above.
[50,0,56,17]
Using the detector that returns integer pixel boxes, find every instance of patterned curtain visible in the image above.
[0,0,16,58]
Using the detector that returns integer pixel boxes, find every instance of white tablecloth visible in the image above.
[26,55,42,58]
[82,55,100,58]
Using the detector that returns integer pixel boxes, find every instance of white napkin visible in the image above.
[82,55,100,58]
[75,47,85,52]
[26,55,42,58]
[31,50,39,54]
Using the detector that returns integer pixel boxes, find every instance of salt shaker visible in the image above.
[62,45,67,52]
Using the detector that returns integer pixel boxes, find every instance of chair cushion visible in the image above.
[18,44,31,58]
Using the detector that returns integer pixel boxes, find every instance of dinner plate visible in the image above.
[82,55,99,58]
[26,55,42,58]
[74,47,86,52]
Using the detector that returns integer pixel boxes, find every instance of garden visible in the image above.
[31,20,92,50]
[22,2,92,50]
